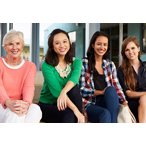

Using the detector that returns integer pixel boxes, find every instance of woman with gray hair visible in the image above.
[0,29,42,123]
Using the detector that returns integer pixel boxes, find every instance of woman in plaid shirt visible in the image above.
[79,31,127,123]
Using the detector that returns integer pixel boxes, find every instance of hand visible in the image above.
[5,100,29,116]
[14,100,29,116]
[73,108,85,123]
[77,113,85,123]
[57,90,67,111]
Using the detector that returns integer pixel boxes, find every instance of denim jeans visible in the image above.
[86,86,119,123]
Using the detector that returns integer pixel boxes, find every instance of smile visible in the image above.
[59,48,66,52]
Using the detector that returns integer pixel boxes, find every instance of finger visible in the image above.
[57,100,61,111]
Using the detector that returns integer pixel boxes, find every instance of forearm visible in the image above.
[62,81,74,94]
[94,89,104,96]
[126,90,146,98]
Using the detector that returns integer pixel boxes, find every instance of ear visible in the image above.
[138,47,140,52]
[92,44,94,48]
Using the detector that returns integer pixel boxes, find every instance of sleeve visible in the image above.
[79,60,95,98]
[22,63,37,105]
[41,62,63,98]
[68,58,82,85]
[111,62,127,102]
[117,66,129,92]
[0,70,10,109]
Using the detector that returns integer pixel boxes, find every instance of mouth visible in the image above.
[11,50,19,54]
[97,49,105,53]
[59,48,66,52]
[129,54,134,57]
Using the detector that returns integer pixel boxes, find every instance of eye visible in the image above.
[104,43,107,46]
[17,42,20,45]
[55,42,59,45]
[132,47,135,49]
[125,49,129,51]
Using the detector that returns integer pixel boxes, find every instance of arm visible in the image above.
[42,61,64,98]
[22,63,37,105]
[57,59,82,110]
[79,59,95,98]
[126,90,146,99]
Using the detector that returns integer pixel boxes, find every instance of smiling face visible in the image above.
[53,33,70,58]
[4,37,23,59]
[92,36,108,58]
[125,41,140,61]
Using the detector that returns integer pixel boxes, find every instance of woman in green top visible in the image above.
[38,29,85,123]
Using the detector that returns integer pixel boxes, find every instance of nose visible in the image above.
[12,44,17,50]
[60,42,64,47]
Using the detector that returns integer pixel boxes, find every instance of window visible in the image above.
[13,23,31,61]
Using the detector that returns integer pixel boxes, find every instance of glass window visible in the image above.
[68,31,76,57]
[142,26,146,53]
[13,23,31,61]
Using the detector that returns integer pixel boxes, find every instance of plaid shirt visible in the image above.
[79,58,127,107]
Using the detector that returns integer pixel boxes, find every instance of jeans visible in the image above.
[86,86,119,123]
[38,85,82,123]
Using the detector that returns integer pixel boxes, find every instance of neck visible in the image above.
[95,54,103,64]
[58,55,65,63]
[5,56,22,67]
[129,58,140,66]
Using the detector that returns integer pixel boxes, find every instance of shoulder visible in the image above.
[24,60,36,68]
[41,61,55,71]
[103,59,115,68]
[73,58,82,66]
[23,61,37,72]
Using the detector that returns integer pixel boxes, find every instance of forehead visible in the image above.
[126,41,137,48]
[95,36,108,43]
[53,33,68,41]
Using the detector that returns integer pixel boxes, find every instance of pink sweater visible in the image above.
[0,57,37,108]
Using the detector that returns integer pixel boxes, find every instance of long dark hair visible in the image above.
[45,29,74,66]
[121,36,141,91]
[86,31,110,76]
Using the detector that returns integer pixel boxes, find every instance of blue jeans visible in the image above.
[86,86,119,123]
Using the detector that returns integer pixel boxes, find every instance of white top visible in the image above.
[2,58,25,69]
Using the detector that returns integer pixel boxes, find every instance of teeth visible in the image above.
[60,49,65,52]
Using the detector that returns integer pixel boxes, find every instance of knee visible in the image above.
[139,95,146,107]
[105,87,118,100]
[29,104,42,117]
[68,85,80,96]
[105,86,116,94]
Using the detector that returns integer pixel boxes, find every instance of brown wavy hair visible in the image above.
[121,36,141,91]
[45,29,73,66]
[87,31,110,77]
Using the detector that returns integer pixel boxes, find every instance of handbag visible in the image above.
[117,104,136,123]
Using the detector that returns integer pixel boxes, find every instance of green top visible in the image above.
[39,58,82,104]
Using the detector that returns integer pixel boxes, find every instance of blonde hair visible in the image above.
[2,29,24,47]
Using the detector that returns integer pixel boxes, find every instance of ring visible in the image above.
[60,103,62,106]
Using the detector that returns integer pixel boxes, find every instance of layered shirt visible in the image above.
[79,58,127,108]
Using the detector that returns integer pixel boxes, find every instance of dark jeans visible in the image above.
[38,85,82,123]
[86,86,119,123]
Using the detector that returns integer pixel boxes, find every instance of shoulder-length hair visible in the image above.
[121,36,141,91]
[45,29,73,66]
[87,31,110,74]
